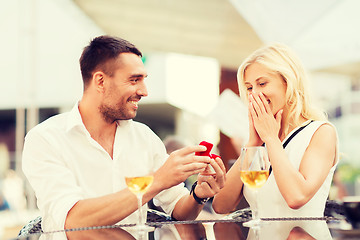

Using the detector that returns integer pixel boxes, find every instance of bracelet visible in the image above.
[190,181,209,205]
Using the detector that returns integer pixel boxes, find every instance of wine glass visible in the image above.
[239,146,270,227]
[125,173,155,232]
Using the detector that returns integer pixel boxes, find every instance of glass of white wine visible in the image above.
[239,146,270,227]
[125,173,154,232]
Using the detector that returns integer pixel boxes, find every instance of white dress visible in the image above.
[247,220,333,240]
[243,121,339,218]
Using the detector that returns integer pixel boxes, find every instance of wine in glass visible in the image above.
[239,146,270,227]
[125,173,155,232]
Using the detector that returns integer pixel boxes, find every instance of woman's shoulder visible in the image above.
[307,121,339,166]
[292,120,338,151]
[310,120,337,137]
[294,120,336,141]
[309,121,337,149]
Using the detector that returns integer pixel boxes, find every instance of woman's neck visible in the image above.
[279,115,308,141]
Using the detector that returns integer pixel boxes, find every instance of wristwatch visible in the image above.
[190,181,209,205]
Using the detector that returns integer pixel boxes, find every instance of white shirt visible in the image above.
[244,121,339,218]
[22,103,188,232]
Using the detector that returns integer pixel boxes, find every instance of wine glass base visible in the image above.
[133,224,155,232]
[243,218,264,228]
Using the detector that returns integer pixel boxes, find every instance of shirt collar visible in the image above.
[66,102,86,133]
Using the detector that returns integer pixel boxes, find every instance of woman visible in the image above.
[212,43,339,218]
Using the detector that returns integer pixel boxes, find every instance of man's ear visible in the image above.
[93,71,105,92]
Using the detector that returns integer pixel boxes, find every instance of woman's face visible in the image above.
[243,62,287,116]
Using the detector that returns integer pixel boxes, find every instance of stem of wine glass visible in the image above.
[253,189,259,221]
[254,226,260,240]
[137,194,144,226]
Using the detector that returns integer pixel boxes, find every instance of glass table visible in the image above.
[11,215,360,240]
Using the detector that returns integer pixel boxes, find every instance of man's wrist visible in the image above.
[190,181,209,205]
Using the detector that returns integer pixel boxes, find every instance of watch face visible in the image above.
[201,198,210,204]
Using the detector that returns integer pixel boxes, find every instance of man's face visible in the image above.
[99,53,148,123]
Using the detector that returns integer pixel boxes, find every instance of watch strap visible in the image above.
[190,181,209,205]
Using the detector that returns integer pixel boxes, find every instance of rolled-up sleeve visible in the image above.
[153,182,189,216]
[22,130,84,231]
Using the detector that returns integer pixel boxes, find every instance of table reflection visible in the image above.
[155,223,207,240]
[213,222,248,239]
[213,220,332,240]
[13,219,342,240]
[66,227,137,240]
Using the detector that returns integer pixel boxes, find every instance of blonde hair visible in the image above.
[237,43,326,135]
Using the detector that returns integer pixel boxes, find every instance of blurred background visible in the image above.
[1,0,360,236]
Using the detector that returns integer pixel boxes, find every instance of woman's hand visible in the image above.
[248,92,282,144]
[195,156,227,199]
[246,93,264,146]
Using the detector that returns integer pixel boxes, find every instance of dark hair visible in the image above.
[80,35,142,89]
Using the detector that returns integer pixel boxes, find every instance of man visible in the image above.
[22,35,226,232]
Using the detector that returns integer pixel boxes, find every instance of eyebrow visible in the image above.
[130,74,148,78]
[244,77,265,85]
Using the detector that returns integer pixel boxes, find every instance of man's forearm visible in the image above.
[171,195,203,220]
[65,188,150,229]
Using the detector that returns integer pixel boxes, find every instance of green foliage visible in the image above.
[337,163,360,183]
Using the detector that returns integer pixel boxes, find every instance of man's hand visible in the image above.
[195,156,226,199]
[168,149,226,221]
[154,145,211,190]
